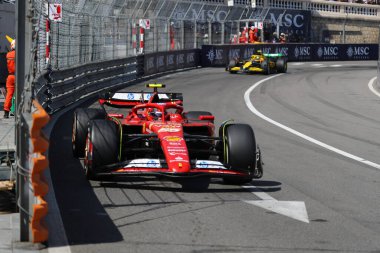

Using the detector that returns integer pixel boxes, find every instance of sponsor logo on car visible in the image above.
[163,136,183,142]
[125,159,162,168]
[195,160,226,169]
[158,126,181,133]
[197,161,208,168]
[127,93,135,100]
[147,160,159,168]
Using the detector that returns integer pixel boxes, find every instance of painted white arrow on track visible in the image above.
[242,185,310,223]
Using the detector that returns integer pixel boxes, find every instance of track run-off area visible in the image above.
[47,61,380,253]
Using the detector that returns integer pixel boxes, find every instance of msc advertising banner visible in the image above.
[201,44,378,67]
[144,49,201,76]
[263,9,312,42]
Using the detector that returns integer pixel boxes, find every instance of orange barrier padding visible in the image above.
[30,197,49,243]
[30,100,50,243]
[31,137,49,155]
[31,174,48,197]
[32,155,48,174]
[31,100,50,153]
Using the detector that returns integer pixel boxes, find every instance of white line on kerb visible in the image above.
[368,76,380,98]
[244,74,380,170]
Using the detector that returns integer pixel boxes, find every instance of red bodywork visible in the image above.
[96,92,249,179]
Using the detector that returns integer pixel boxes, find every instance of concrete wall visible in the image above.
[311,16,379,44]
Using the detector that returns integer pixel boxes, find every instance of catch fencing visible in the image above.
[32,0,270,75]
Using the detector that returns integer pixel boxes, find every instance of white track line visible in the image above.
[244,74,380,170]
[368,76,380,98]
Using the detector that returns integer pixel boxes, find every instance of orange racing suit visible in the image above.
[4,50,15,112]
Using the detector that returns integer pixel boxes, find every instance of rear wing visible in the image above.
[99,91,183,107]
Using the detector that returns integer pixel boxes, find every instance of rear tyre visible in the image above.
[227,60,237,73]
[222,124,257,185]
[261,60,270,75]
[276,58,287,73]
[72,108,106,158]
[84,120,119,180]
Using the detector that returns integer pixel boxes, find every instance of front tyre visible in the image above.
[261,60,270,75]
[222,124,257,185]
[84,120,119,180]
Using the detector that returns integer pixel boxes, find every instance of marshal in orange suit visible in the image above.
[4,36,15,118]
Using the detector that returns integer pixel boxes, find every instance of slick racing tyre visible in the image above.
[84,120,119,180]
[227,60,237,73]
[72,108,106,158]
[276,58,287,73]
[261,60,270,75]
[222,124,257,185]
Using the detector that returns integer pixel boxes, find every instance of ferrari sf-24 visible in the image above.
[72,84,263,190]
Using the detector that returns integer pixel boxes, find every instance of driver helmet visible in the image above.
[150,109,162,119]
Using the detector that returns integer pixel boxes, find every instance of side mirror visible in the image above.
[199,115,214,121]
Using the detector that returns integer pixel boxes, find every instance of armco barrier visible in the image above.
[34,49,201,114]
[202,44,379,67]
[35,57,137,114]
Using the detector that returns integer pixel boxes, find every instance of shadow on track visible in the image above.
[49,110,123,246]
[97,179,282,193]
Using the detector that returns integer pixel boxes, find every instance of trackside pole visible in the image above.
[140,27,144,54]
[46,18,50,65]
[132,23,137,55]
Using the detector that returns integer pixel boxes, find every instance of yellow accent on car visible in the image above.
[146,84,165,88]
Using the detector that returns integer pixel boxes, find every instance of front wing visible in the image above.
[96,159,253,179]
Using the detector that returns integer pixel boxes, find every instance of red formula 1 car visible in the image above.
[72,84,263,190]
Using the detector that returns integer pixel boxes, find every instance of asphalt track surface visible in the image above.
[48,62,380,253]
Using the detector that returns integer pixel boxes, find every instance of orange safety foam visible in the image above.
[31,173,48,197]
[30,100,50,153]
[30,197,48,243]
[30,100,50,243]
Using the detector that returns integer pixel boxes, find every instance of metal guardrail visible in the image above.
[33,49,202,114]
[35,57,137,114]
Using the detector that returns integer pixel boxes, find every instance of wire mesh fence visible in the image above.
[30,0,270,74]
[28,0,380,75]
